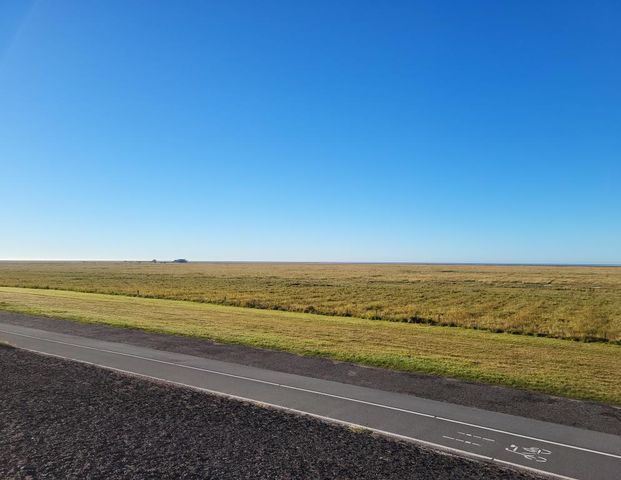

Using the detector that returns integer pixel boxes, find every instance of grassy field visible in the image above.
[0,262,619,342]
[0,286,619,404]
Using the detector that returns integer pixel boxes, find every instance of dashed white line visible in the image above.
[443,435,482,447]
[458,431,495,442]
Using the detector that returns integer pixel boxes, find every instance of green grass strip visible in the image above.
[0,286,619,405]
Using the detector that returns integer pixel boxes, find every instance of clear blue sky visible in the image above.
[1,1,619,263]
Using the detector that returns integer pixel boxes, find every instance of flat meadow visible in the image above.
[1,262,620,403]
[0,261,619,342]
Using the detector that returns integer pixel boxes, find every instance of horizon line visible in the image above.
[1,259,620,267]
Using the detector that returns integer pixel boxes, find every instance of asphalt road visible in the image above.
[1,322,619,480]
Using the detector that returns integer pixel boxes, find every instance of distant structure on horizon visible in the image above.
[172,259,188,263]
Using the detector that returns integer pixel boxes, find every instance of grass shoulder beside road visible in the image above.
[0,286,619,405]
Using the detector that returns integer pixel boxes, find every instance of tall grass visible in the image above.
[0,261,619,342]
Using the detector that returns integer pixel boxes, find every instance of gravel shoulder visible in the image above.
[1,310,619,436]
[0,343,541,480]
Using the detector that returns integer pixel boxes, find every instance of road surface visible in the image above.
[0,322,619,480]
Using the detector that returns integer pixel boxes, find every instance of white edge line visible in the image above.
[12,345,495,464]
[11,344,583,480]
[0,330,437,418]
[2,327,620,463]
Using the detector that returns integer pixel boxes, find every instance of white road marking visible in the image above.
[4,342,583,480]
[0,329,433,417]
[458,431,495,442]
[435,415,621,460]
[1,327,620,464]
[443,435,481,447]
[505,444,552,463]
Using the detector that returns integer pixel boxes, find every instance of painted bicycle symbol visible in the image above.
[505,444,552,463]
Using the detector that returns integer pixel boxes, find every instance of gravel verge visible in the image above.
[1,310,619,436]
[0,343,542,480]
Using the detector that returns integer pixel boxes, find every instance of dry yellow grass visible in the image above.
[0,261,619,342]
[1,286,620,404]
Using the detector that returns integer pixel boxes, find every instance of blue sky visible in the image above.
[1,1,619,263]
